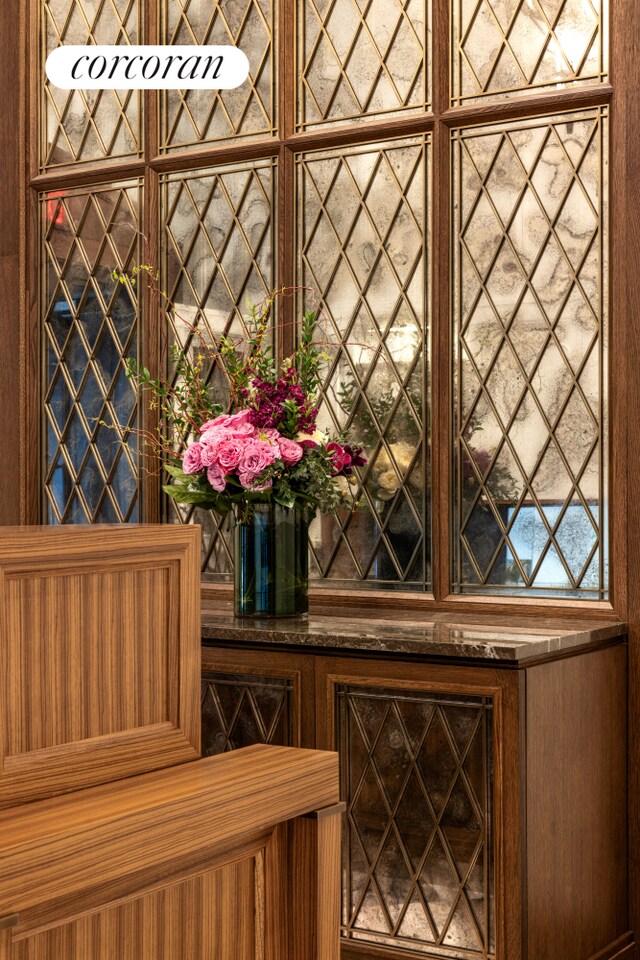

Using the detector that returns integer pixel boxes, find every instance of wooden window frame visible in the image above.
[2,0,627,623]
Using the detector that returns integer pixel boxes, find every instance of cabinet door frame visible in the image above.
[201,644,317,749]
[315,655,523,960]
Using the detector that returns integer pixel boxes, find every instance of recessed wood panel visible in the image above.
[6,567,169,754]
[0,525,201,807]
[12,858,256,960]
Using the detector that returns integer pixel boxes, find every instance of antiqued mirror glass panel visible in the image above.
[298,0,430,128]
[160,0,275,150]
[42,181,142,523]
[451,0,607,105]
[201,672,294,755]
[452,108,608,598]
[339,685,494,956]
[42,0,141,168]
[297,137,430,589]
[161,160,275,577]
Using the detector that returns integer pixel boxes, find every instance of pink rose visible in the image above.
[200,435,223,467]
[327,441,352,474]
[206,463,226,492]
[278,437,304,466]
[217,437,244,471]
[229,420,255,438]
[239,439,277,478]
[199,415,227,433]
[224,410,253,427]
[182,442,204,474]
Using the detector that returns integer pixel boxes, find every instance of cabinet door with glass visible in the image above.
[315,657,520,960]
[200,645,315,755]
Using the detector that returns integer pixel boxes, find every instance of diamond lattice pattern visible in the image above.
[299,0,428,128]
[453,109,607,597]
[201,673,293,755]
[162,0,273,149]
[452,0,606,104]
[162,162,275,577]
[43,0,139,167]
[43,183,141,524]
[298,139,428,588]
[339,687,494,956]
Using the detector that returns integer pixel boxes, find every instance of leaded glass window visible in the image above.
[42,0,141,169]
[42,182,142,524]
[452,109,608,597]
[36,0,611,604]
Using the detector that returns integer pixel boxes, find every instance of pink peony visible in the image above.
[278,437,304,466]
[206,463,226,492]
[217,437,245,471]
[327,441,352,474]
[182,442,204,474]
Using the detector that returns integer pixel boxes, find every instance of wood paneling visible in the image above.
[0,525,201,807]
[290,805,344,960]
[0,743,338,935]
[0,743,340,960]
[12,859,256,960]
[525,645,628,960]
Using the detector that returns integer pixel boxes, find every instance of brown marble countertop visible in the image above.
[201,602,627,663]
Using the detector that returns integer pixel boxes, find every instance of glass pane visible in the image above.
[452,109,608,598]
[160,0,275,150]
[161,160,276,578]
[42,0,140,168]
[452,0,607,105]
[42,182,142,523]
[297,138,430,590]
[298,0,430,129]
[338,686,494,956]
[201,672,294,754]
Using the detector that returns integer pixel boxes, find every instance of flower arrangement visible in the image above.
[118,277,366,521]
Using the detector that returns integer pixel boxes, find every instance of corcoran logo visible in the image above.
[46,45,250,90]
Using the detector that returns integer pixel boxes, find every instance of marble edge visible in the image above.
[201,616,627,662]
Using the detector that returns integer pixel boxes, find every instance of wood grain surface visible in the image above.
[0,743,339,936]
[12,859,256,960]
[0,525,201,807]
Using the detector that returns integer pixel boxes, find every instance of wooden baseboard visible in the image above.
[588,932,636,960]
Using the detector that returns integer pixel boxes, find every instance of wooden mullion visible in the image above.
[277,0,296,358]
[21,0,41,524]
[149,138,280,176]
[440,82,613,128]
[430,0,450,600]
[140,0,159,523]
[30,159,147,192]
[284,112,436,153]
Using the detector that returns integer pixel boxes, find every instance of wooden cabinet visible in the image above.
[201,636,632,960]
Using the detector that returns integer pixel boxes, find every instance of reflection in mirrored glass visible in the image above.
[161,0,274,150]
[42,0,140,168]
[452,109,608,598]
[297,138,430,589]
[298,0,430,128]
[161,160,276,578]
[42,182,142,523]
[452,0,607,104]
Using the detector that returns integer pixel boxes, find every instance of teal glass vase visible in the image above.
[233,502,313,617]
